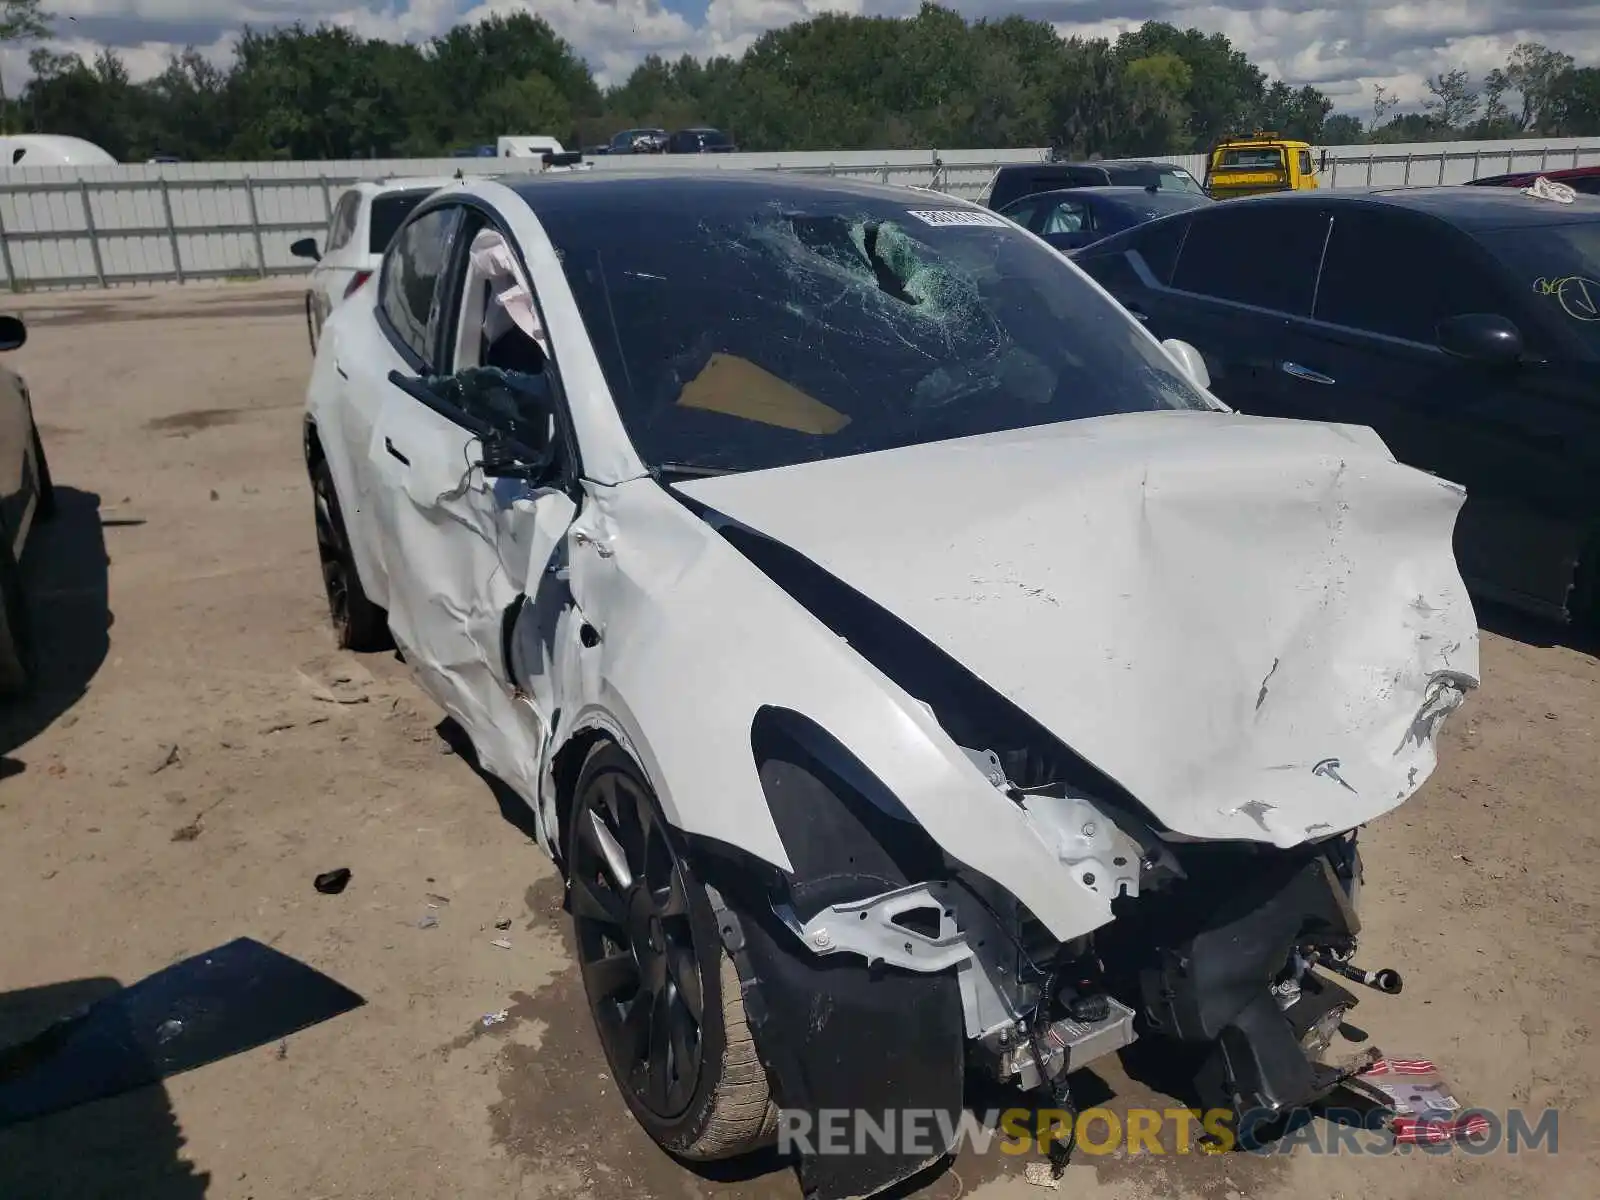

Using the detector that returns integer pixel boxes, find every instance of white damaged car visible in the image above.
[303,171,1479,1196]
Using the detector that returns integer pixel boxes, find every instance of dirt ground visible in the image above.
[0,279,1594,1200]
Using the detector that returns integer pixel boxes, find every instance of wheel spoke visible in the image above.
[614,775,650,867]
[667,943,703,1024]
[667,999,697,1111]
[646,988,673,1111]
[618,993,652,1067]
[581,807,634,891]
[584,951,639,1002]
[569,871,625,928]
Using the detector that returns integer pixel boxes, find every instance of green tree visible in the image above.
[1120,52,1192,152]
[1255,81,1333,143]
[1545,66,1600,135]
[1321,113,1364,145]
[0,0,50,132]
[1423,67,1479,130]
[1113,22,1266,150]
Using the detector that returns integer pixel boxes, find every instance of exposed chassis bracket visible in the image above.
[773,882,973,973]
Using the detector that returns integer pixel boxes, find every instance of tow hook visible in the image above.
[1309,951,1404,995]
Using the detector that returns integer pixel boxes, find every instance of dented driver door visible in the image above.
[368,370,575,809]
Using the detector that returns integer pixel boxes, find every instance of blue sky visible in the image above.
[16,1,1600,118]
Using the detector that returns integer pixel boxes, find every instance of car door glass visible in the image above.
[447,224,558,454]
[379,206,465,366]
[1128,217,1188,285]
[1001,199,1041,230]
[1315,209,1504,344]
[1172,206,1329,314]
[326,194,357,253]
[1043,201,1087,234]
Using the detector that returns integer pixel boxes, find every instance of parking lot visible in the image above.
[0,279,1596,1200]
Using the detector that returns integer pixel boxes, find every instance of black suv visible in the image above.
[668,128,736,154]
[985,159,1205,211]
[1072,186,1600,625]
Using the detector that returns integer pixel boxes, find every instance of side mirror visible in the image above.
[0,315,25,352]
[479,434,556,483]
[1162,338,1211,391]
[290,237,321,263]
[1436,313,1523,366]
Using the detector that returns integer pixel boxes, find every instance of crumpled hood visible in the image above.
[676,410,1480,846]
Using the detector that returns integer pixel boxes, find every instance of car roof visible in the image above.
[353,176,464,200]
[1006,160,1181,173]
[1003,185,1200,206]
[1471,164,1600,185]
[1212,185,1600,230]
[507,169,977,216]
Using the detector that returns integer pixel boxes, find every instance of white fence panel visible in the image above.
[0,139,1594,291]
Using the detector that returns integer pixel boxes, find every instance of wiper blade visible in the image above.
[651,462,738,480]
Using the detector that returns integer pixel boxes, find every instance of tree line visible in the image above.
[3,2,1598,163]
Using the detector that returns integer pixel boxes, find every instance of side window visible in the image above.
[1314,209,1504,343]
[1041,199,1090,234]
[1001,199,1041,230]
[1172,206,1330,314]
[325,194,358,253]
[1128,218,1188,285]
[446,222,559,456]
[1298,150,1313,177]
[379,205,465,366]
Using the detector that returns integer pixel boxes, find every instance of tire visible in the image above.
[31,421,54,523]
[567,740,777,1161]
[310,457,392,652]
[0,531,32,698]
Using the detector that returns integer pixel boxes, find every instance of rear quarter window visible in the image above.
[369,192,431,254]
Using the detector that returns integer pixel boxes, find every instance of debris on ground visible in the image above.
[482,1010,509,1027]
[1023,1161,1060,1189]
[425,892,451,906]
[297,658,377,706]
[1346,1055,1490,1143]
[493,916,512,930]
[314,868,352,895]
[150,743,181,774]
[276,1040,288,1060]
[417,912,439,930]
[490,938,512,950]
[171,817,204,841]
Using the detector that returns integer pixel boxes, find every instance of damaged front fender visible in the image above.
[551,476,1119,943]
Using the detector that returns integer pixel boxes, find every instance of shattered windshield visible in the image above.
[540,185,1210,474]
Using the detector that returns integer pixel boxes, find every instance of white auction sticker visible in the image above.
[905,209,1008,228]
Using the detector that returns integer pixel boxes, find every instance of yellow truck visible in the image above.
[1204,134,1323,199]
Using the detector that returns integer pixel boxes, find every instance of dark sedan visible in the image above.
[998,185,1213,252]
[986,159,1205,211]
[1072,186,1600,626]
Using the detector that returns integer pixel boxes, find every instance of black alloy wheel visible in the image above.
[310,458,390,652]
[570,749,707,1122]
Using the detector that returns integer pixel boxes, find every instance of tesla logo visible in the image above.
[1312,758,1356,794]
